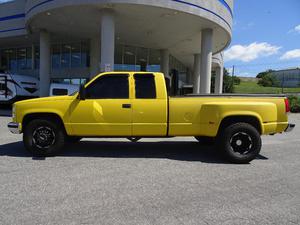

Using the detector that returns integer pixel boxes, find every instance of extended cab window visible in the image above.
[86,74,129,99]
[52,88,68,96]
[134,74,156,99]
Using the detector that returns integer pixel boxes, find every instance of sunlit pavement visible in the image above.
[0,114,299,225]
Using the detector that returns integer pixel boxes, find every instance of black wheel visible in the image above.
[218,123,262,164]
[23,119,65,157]
[194,136,215,145]
[127,137,142,143]
[66,136,82,143]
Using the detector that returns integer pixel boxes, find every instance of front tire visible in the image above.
[23,119,65,157]
[218,123,262,164]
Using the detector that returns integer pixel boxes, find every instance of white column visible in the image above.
[200,29,213,94]
[193,54,201,94]
[100,9,115,72]
[90,37,101,78]
[39,30,51,97]
[214,66,224,94]
[160,49,170,77]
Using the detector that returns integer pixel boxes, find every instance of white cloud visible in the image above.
[224,42,281,62]
[288,24,300,34]
[280,49,300,60]
[295,25,300,33]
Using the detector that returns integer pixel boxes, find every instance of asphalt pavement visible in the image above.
[0,114,299,225]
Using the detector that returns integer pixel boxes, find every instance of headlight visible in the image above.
[12,104,16,121]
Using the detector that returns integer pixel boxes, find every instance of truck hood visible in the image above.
[15,95,76,105]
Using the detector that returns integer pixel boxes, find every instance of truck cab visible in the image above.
[70,72,168,137]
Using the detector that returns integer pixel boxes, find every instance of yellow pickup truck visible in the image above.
[8,72,295,163]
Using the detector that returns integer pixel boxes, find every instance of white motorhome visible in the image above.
[0,72,81,105]
[0,73,39,104]
[49,83,79,96]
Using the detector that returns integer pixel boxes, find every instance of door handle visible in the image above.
[122,104,131,109]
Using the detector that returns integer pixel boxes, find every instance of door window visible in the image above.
[86,74,129,99]
[134,74,156,99]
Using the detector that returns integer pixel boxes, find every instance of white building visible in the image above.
[0,0,233,96]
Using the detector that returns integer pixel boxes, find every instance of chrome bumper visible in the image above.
[285,124,295,132]
[7,122,21,134]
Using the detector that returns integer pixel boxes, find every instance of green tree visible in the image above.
[211,68,236,93]
[288,95,300,113]
[257,73,279,87]
[256,69,274,78]
[223,68,235,93]
[233,76,241,85]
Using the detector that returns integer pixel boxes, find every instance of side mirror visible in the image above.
[78,84,86,100]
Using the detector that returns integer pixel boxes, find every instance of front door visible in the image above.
[69,74,132,136]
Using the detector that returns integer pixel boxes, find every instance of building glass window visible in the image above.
[61,44,71,68]
[34,47,40,69]
[51,45,61,69]
[16,47,32,70]
[0,41,89,72]
[137,48,148,72]
[70,78,81,85]
[8,49,17,71]
[51,78,88,85]
[71,43,81,67]
[1,49,8,70]
[123,46,136,71]
[1,49,17,71]
[148,49,161,72]
[81,42,90,67]
[114,44,124,71]
[26,47,32,69]
[17,48,27,70]
[0,50,7,70]
[114,45,161,72]
[51,42,89,69]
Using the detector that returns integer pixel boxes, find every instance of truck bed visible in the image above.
[168,95,288,137]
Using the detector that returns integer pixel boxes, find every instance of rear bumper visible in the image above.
[7,122,21,134]
[285,124,295,132]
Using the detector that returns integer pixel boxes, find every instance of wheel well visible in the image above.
[22,113,66,133]
[218,116,262,135]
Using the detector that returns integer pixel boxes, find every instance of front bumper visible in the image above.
[8,122,21,134]
[285,124,295,132]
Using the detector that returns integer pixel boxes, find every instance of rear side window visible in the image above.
[134,74,156,99]
[86,74,129,99]
[52,88,68,96]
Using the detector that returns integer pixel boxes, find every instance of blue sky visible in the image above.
[224,0,300,77]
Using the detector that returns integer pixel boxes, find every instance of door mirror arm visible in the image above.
[78,84,86,100]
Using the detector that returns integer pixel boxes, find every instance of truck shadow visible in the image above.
[0,140,268,164]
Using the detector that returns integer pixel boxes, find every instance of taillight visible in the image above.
[284,98,290,113]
